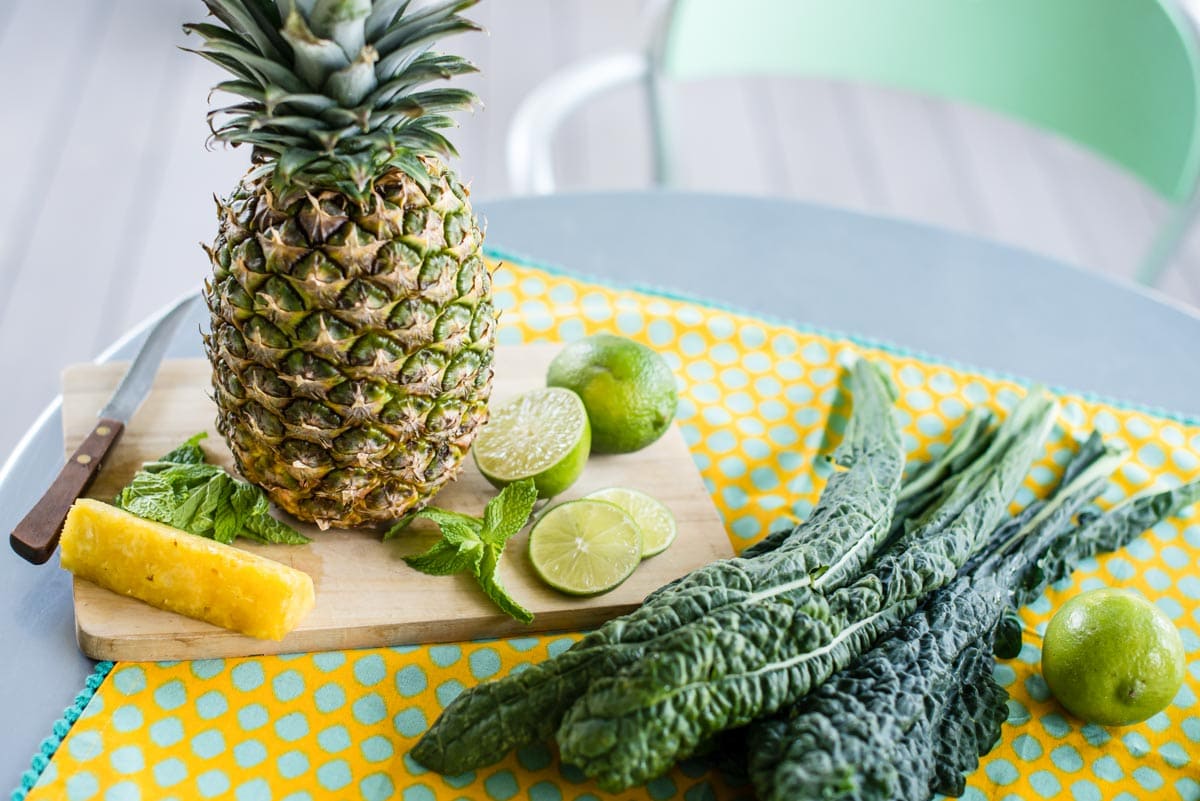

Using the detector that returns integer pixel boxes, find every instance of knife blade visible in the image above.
[10,293,201,564]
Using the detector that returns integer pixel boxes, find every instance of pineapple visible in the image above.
[62,499,315,640]
[187,0,494,529]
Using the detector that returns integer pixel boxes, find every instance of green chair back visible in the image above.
[659,0,1200,203]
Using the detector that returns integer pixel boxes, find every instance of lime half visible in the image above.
[528,500,643,595]
[473,387,590,498]
[585,487,677,558]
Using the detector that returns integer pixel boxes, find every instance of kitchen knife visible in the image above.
[9,294,201,564]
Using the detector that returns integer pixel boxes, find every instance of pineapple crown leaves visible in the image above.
[185,0,481,202]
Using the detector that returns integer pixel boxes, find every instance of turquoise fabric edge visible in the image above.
[10,245,1195,800]
[10,660,114,801]
[484,244,1200,429]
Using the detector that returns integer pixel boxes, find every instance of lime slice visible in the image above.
[585,487,677,558]
[528,500,643,595]
[473,387,591,498]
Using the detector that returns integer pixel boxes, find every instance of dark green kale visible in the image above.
[1011,477,1200,608]
[889,406,996,537]
[746,577,1009,801]
[743,431,1117,800]
[552,390,1057,791]
[746,437,1200,801]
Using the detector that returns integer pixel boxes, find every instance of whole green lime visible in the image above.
[1041,588,1185,727]
[546,334,678,454]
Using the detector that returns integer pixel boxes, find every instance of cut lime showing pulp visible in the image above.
[529,500,643,595]
[473,387,590,498]
[585,487,677,558]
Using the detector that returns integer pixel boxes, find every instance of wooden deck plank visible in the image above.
[556,0,652,191]
[827,83,892,212]
[1027,134,1161,282]
[0,0,22,43]
[114,51,249,343]
[0,0,188,461]
[764,78,888,212]
[746,80,799,198]
[91,28,195,350]
[0,0,115,313]
[943,103,1092,270]
[844,84,991,234]
[462,1,557,198]
[1161,224,1200,307]
[435,0,490,198]
[667,77,774,195]
[1180,267,1200,306]
[1132,181,1200,307]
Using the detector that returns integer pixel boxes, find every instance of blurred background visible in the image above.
[2,0,1198,462]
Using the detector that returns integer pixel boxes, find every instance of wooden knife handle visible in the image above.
[10,418,125,565]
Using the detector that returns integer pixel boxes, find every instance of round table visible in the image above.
[2,192,1198,784]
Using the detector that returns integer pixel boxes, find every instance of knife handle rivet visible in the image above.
[77,454,94,465]
[96,425,111,436]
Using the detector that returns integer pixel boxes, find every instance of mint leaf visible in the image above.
[398,507,488,575]
[386,507,483,542]
[405,539,485,576]
[480,479,538,548]
[478,544,533,624]
[114,433,309,545]
[217,482,257,543]
[158,432,209,465]
[389,480,538,624]
[116,472,178,522]
[198,476,234,539]
[418,510,483,545]
[386,508,483,544]
[170,481,210,532]
[245,512,311,545]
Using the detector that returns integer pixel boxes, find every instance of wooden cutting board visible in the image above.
[60,346,733,661]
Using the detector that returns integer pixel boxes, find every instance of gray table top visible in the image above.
[2,192,1198,783]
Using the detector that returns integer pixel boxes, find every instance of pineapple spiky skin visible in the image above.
[188,0,491,528]
[204,158,496,529]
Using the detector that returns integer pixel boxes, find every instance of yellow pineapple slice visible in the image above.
[61,498,315,641]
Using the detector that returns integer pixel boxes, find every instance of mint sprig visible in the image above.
[386,479,539,624]
[114,433,309,545]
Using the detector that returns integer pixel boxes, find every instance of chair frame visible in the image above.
[505,0,1200,285]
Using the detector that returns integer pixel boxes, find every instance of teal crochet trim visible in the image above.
[483,244,1200,428]
[10,661,114,801]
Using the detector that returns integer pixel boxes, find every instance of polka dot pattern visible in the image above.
[26,257,1200,800]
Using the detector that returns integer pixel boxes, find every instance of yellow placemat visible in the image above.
[18,253,1200,801]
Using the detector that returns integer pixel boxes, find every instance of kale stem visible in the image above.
[976,440,1125,581]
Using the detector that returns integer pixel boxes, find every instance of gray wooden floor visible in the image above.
[2,0,1199,464]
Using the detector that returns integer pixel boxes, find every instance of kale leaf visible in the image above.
[743,428,1114,801]
[552,389,1056,791]
[746,433,1199,801]
[746,576,1009,801]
